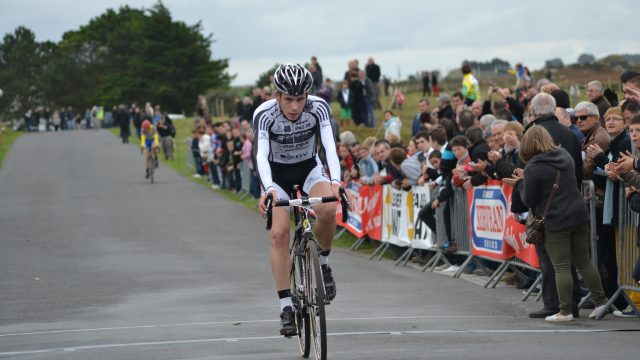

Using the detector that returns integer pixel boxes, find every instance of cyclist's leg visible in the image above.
[270,206,292,292]
[144,148,150,170]
[307,180,336,251]
[303,162,336,251]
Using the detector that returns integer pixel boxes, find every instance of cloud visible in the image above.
[1,0,638,86]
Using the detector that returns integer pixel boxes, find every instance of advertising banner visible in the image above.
[469,181,514,260]
[382,186,412,247]
[410,186,435,249]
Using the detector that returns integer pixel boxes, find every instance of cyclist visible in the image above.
[255,64,342,336]
[140,120,159,179]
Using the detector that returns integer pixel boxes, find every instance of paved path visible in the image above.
[0,130,638,359]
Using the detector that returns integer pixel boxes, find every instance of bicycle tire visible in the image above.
[291,249,310,357]
[306,242,327,360]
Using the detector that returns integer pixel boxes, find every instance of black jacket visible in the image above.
[516,148,589,232]
[438,105,454,120]
[524,115,583,187]
[469,140,490,187]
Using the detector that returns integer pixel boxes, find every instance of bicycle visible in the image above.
[148,149,158,184]
[265,186,349,360]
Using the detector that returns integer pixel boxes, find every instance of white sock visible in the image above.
[280,297,293,311]
[319,255,329,266]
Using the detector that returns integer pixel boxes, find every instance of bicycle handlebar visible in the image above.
[264,187,350,230]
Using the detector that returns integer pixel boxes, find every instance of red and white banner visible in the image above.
[468,180,539,268]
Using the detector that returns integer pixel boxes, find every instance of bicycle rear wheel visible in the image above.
[291,250,310,357]
[306,242,326,360]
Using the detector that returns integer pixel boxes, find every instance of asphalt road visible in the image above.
[1,130,639,360]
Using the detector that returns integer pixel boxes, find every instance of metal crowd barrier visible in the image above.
[596,184,640,319]
[418,187,452,271]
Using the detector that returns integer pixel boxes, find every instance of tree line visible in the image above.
[0,2,231,120]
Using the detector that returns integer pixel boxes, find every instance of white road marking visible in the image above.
[0,328,621,357]
[0,315,504,338]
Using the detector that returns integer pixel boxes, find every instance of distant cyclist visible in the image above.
[254,64,342,336]
[140,120,159,179]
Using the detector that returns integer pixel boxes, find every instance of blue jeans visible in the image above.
[67,120,75,130]
[366,100,375,128]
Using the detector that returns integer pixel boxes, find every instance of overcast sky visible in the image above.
[1,0,638,86]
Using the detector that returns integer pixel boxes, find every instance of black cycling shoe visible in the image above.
[279,306,297,337]
[145,169,150,179]
[322,264,336,302]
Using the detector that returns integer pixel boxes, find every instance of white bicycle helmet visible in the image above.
[273,63,314,96]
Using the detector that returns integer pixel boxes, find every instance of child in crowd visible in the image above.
[394,88,405,110]
[450,135,473,187]
[357,136,379,181]
[339,143,356,182]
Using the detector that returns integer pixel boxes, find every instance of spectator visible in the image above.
[621,70,640,102]
[520,93,584,319]
[132,106,142,139]
[576,101,610,180]
[337,80,354,127]
[569,82,581,105]
[422,71,431,97]
[383,110,402,144]
[586,106,630,310]
[191,129,204,178]
[513,125,608,322]
[478,114,497,132]
[116,104,130,144]
[461,63,480,106]
[552,89,584,143]
[310,56,323,84]
[365,57,381,109]
[339,143,356,182]
[372,140,403,186]
[157,114,174,160]
[52,110,61,131]
[412,99,431,136]
[339,130,357,147]
[356,137,378,181]
[452,91,464,113]
[406,138,418,157]
[489,121,524,179]
[348,70,367,126]
[431,71,440,97]
[436,94,454,120]
[587,81,611,123]
[450,135,473,187]
[394,87,405,111]
[463,126,490,190]
[317,78,334,104]
[198,127,214,184]
[471,100,483,124]
[385,148,408,189]
[458,110,475,133]
[622,99,640,126]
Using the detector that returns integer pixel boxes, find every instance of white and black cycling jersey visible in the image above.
[253,95,341,193]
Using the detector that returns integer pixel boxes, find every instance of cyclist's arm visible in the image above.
[318,104,341,185]
[153,132,159,147]
[140,134,146,148]
[255,121,274,194]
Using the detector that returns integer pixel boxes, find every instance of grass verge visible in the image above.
[0,127,23,171]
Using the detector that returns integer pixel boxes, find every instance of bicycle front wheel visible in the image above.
[291,250,310,357]
[306,242,327,360]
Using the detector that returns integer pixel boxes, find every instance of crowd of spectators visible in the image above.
[186,59,640,319]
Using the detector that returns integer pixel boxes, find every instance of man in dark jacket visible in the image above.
[115,105,130,144]
[587,80,611,123]
[518,93,583,318]
[436,94,454,121]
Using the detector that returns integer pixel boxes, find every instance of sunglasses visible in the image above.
[575,115,595,121]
